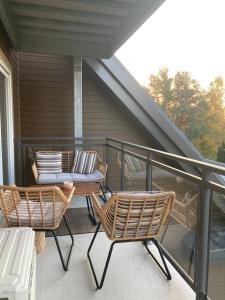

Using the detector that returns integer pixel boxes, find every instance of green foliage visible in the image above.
[146,69,225,160]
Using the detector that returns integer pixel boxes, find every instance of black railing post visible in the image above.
[146,151,153,191]
[120,143,125,191]
[195,172,212,300]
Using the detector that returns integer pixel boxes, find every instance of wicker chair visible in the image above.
[0,185,75,271]
[87,191,176,289]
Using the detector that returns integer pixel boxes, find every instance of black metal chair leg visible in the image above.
[144,239,172,280]
[51,215,74,271]
[99,182,107,203]
[87,223,115,289]
[86,196,97,225]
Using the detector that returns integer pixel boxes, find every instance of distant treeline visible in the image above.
[146,68,225,161]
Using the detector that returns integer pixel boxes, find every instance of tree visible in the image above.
[146,69,225,160]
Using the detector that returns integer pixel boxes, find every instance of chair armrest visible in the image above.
[91,192,102,218]
[57,187,75,205]
[98,161,108,177]
[32,161,38,182]
[66,187,75,203]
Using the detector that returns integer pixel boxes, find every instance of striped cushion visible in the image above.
[36,152,62,174]
[71,150,97,174]
[125,154,146,172]
[8,200,64,227]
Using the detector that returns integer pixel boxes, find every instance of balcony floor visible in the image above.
[36,231,195,300]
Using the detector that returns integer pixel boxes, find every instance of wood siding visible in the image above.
[19,54,157,147]
[0,21,20,138]
[83,65,156,147]
[19,52,74,137]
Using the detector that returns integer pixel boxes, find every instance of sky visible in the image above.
[116,0,225,89]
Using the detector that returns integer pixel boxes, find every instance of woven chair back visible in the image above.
[103,191,175,240]
[0,185,68,229]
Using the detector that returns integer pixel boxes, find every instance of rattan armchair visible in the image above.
[0,185,75,271]
[87,191,176,289]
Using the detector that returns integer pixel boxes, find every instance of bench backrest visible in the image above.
[35,150,101,173]
[61,151,75,172]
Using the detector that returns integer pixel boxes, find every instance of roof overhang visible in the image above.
[0,0,166,58]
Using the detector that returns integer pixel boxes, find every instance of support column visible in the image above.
[73,57,82,139]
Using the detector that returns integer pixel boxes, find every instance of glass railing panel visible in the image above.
[123,154,146,191]
[157,168,198,279]
[208,191,225,300]
[106,148,121,192]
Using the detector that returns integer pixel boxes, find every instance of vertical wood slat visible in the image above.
[135,199,146,238]
[0,191,9,226]
[39,191,45,227]
[123,199,133,238]
[111,198,119,239]
[25,191,32,227]
[12,191,21,226]
[147,198,160,236]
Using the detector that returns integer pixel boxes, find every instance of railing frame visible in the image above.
[17,135,225,300]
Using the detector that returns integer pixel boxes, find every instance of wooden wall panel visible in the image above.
[19,52,74,137]
[83,65,156,147]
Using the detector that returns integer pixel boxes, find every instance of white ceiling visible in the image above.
[0,0,165,58]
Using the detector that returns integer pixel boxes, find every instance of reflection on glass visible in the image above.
[107,149,121,191]
[159,175,198,279]
[123,154,146,191]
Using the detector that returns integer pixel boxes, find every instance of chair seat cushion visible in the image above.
[8,200,64,228]
[37,170,105,184]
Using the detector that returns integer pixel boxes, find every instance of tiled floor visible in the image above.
[36,232,195,300]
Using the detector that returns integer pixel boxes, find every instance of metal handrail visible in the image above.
[107,137,225,176]
[106,137,223,299]
[17,136,224,300]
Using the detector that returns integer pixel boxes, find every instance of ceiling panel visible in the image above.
[1,0,166,58]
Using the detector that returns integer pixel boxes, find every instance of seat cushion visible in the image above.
[37,170,105,184]
[8,200,64,228]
